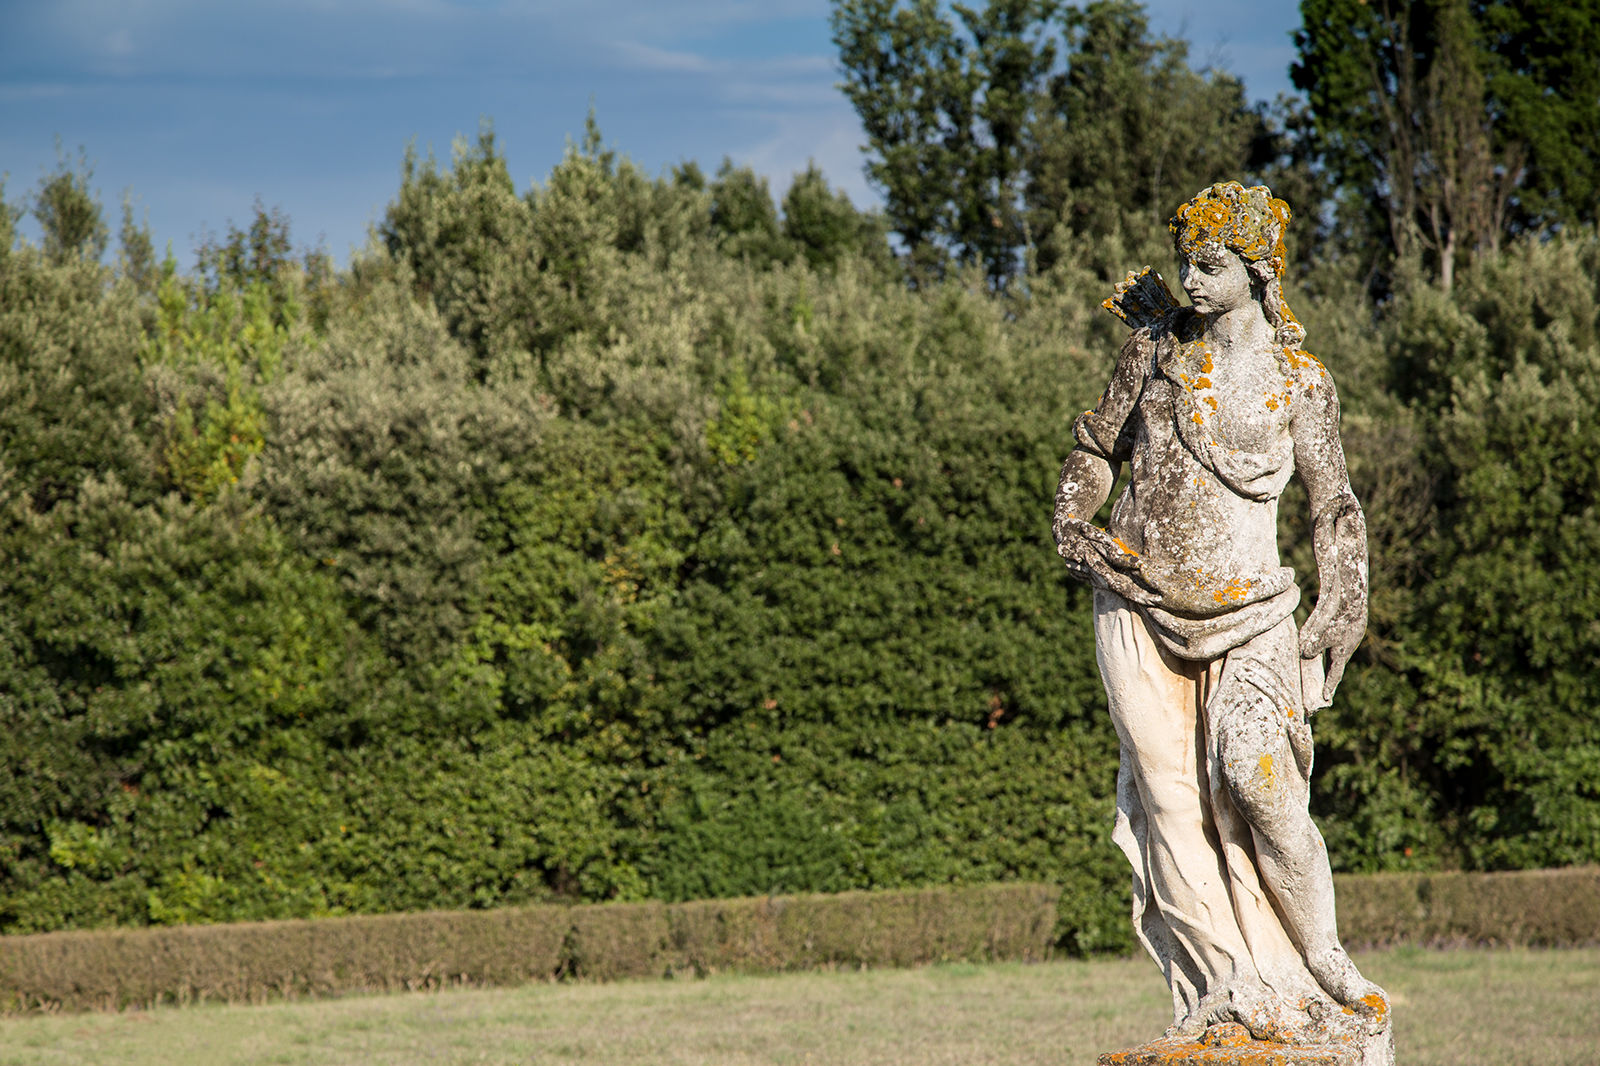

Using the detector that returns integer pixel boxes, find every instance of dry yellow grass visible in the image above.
[0,946,1595,1065]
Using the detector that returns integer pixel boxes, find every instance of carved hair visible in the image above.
[1170,182,1306,350]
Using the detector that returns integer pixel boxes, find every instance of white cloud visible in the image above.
[612,41,719,76]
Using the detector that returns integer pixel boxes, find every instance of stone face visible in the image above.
[1055,183,1393,1065]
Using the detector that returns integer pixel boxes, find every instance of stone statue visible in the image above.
[1054,183,1393,1064]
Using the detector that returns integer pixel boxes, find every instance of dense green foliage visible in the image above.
[3,0,1599,945]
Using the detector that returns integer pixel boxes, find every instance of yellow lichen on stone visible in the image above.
[1169,182,1290,272]
[1212,577,1252,603]
[1285,346,1325,373]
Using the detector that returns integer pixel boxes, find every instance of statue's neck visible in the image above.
[1202,304,1274,352]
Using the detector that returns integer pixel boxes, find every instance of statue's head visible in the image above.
[1170,182,1289,273]
[1170,182,1304,348]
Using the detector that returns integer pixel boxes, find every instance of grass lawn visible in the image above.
[0,946,1595,1065]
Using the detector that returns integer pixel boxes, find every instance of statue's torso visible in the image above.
[1110,336,1308,614]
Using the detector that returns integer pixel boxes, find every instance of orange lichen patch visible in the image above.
[1258,754,1275,784]
[1284,346,1326,374]
[1192,411,1205,424]
[1212,577,1252,603]
[1204,396,1219,411]
[1169,183,1291,272]
[1201,1024,1251,1048]
[1097,1034,1359,1065]
[1265,397,1279,411]
[1112,536,1141,557]
[1200,350,1215,374]
[1193,376,1212,390]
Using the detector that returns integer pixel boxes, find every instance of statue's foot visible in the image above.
[1305,946,1387,1007]
[1227,986,1323,1044]
[1305,947,1390,1034]
[1165,990,1233,1039]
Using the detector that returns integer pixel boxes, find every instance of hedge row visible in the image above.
[5,869,1596,1014]
[1334,866,1600,948]
[0,882,1059,1013]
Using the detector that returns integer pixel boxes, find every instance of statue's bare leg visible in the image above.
[1213,684,1387,1023]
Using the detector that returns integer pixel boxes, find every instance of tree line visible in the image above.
[0,0,1597,940]
[836,0,1600,291]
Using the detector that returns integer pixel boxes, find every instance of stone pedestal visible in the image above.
[1098,1022,1394,1066]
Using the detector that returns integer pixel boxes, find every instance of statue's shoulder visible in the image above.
[1282,346,1332,386]
[1280,347,1341,421]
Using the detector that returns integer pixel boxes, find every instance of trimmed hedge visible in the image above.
[1334,866,1600,948]
[661,882,1059,977]
[0,882,1059,1013]
[0,906,570,1012]
[4,869,1594,1014]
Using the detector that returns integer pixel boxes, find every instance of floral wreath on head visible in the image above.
[1169,182,1304,348]
[1170,182,1289,273]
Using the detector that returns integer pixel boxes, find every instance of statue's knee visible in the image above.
[1221,762,1266,821]
[1218,738,1285,821]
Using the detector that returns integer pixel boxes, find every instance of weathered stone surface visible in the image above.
[1056,183,1393,1064]
[1100,1035,1354,1065]
[1098,1021,1395,1066]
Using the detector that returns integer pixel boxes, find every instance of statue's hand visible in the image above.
[1056,519,1160,606]
[1299,597,1365,705]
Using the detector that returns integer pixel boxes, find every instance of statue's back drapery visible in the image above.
[1055,183,1393,1063]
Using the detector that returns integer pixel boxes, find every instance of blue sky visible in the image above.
[1,1,1302,265]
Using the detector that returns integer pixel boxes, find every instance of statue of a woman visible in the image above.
[1054,183,1391,1051]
